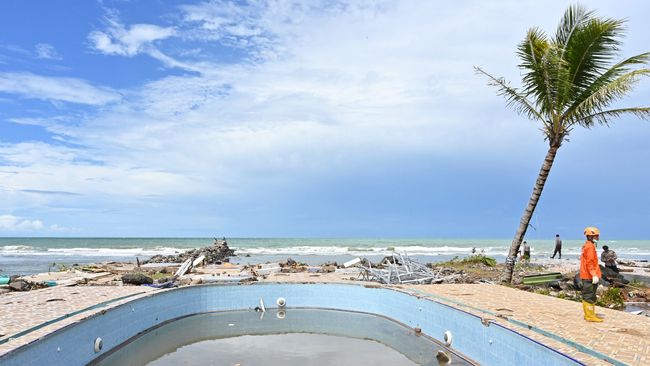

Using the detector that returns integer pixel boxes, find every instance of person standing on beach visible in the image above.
[580,227,603,322]
[550,234,562,259]
[522,241,531,263]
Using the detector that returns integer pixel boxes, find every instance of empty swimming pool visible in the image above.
[0,283,584,366]
[91,309,473,366]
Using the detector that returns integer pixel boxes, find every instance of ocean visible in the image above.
[1,237,649,276]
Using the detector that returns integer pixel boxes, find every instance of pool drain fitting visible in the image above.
[276,297,286,308]
[94,337,103,353]
[443,331,453,346]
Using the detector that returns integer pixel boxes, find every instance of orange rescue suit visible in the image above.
[580,240,602,279]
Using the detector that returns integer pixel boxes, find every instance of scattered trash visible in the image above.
[522,272,563,285]
[357,253,462,285]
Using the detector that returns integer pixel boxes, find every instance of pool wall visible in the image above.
[1,283,582,366]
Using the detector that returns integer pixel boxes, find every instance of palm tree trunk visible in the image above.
[501,144,560,283]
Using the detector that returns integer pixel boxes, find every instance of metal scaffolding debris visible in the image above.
[355,253,463,285]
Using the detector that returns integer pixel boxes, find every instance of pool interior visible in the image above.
[91,308,474,366]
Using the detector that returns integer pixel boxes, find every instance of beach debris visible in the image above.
[356,253,463,285]
[192,255,206,269]
[0,276,10,285]
[192,275,253,284]
[145,238,235,265]
[344,258,362,268]
[8,280,31,292]
[121,273,154,285]
[141,262,181,268]
[521,272,563,285]
[175,259,193,277]
[252,263,282,276]
[143,281,176,289]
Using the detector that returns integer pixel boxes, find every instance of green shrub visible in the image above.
[535,288,550,295]
[596,287,625,309]
[460,255,497,267]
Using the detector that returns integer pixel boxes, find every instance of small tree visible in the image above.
[476,5,650,283]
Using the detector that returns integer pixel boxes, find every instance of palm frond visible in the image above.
[517,28,555,115]
[563,17,626,101]
[564,52,650,116]
[474,66,547,125]
[578,107,650,127]
[565,68,650,125]
[556,4,594,50]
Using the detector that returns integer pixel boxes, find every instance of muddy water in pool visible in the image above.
[92,309,473,366]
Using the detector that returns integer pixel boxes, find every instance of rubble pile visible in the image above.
[146,239,235,265]
[356,253,469,285]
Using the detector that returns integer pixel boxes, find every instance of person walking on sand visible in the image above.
[550,234,562,259]
[580,227,603,322]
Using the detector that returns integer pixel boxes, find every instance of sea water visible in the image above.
[1,237,648,275]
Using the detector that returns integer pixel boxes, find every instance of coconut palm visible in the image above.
[476,4,650,283]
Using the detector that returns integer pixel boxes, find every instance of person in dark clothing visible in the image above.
[550,234,562,259]
[601,245,619,273]
[521,241,531,263]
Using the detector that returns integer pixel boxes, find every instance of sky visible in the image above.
[0,0,649,238]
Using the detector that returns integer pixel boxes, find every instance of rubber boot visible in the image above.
[582,301,603,322]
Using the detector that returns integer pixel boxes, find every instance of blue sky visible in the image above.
[0,0,649,238]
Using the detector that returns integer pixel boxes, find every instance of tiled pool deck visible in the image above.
[404,284,650,366]
[0,282,648,365]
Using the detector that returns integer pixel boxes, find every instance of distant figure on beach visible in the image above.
[521,241,531,263]
[580,227,603,322]
[601,245,619,273]
[213,237,227,246]
[550,234,562,259]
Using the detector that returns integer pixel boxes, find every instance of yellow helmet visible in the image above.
[584,227,600,236]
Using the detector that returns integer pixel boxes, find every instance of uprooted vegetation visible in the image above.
[428,255,502,283]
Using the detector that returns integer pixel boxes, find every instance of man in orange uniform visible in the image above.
[580,227,603,322]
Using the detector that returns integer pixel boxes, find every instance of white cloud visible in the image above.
[35,43,62,60]
[0,215,44,231]
[0,72,121,105]
[2,0,649,224]
[88,19,176,56]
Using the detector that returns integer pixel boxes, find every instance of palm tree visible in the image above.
[476,4,650,283]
